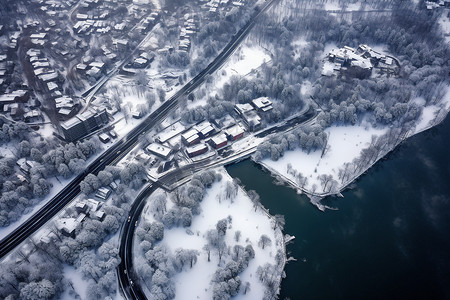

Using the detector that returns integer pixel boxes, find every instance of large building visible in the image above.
[252,97,273,112]
[181,128,200,146]
[210,133,228,149]
[61,118,85,142]
[235,103,262,131]
[61,107,109,142]
[186,143,208,158]
[225,124,245,141]
[328,45,373,78]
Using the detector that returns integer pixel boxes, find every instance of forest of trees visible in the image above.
[134,170,224,299]
[254,123,328,161]
[0,119,102,227]
[248,0,449,164]
[134,171,284,299]
[2,0,449,298]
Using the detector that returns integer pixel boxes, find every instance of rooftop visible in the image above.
[61,117,82,129]
[211,133,228,145]
[146,143,172,158]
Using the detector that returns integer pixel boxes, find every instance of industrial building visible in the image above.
[181,128,200,146]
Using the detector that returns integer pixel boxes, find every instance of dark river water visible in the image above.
[226,116,450,300]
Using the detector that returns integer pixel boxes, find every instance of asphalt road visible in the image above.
[116,105,317,300]
[0,0,279,261]
[116,0,281,298]
[118,183,158,300]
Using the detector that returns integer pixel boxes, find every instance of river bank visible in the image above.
[255,89,450,210]
[227,113,450,299]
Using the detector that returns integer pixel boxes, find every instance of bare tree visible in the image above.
[258,234,272,250]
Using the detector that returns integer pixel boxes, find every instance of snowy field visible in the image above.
[413,87,450,135]
[262,124,388,195]
[259,85,450,203]
[215,46,271,90]
[185,44,271,111]
[138,168,284,299]
[186,44,271,111]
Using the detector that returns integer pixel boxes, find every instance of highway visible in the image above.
[116,0,282,298]
[0,0,279,260]
[116,103,317,300]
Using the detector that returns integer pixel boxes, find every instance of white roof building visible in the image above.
[47,81,58,91]
[235,103,254,115]
[146,143,172,159]
[252,97,273,112]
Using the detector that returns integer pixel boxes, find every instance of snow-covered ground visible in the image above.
[215,45,271,90]
[438,12,450,44]
[61,265,89,300]
[138,168,285,299]
[185,44,271,111]
[262,124,388,195]
[413,87,450,135]
[300,80,313,97]
[322,60,336,76]
[321,43,337,75]
[292,36,309,60]
[258,86,450,205]
[324,1,361,11]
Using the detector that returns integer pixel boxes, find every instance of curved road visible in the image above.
[117,103,317,299]
[0,0,279,260]
[116,0,282,298]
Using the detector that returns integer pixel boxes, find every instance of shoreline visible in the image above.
[238,183,288,296]
[253,104,450,211]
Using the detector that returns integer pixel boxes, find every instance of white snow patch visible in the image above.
[324,1,340,11]
[62,265,89,300]
[438,13,450,44]
[300,80,313,97]
[139,168,283,299]
[414,105,440,134]
[323,43,337,55]
[414,87,450,134]
[292,37,310,59]
[322,61,336,76]
[324,1,361,11]
[262,125,388,194]
[215,46,271,89]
